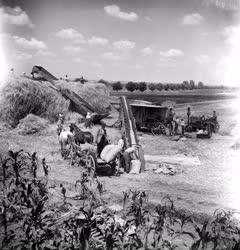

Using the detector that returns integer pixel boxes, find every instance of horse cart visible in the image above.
[70,143,121,177]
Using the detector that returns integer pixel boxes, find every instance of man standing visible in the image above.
[180,118,185,135]
[165,108,174,136]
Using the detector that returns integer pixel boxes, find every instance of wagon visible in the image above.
[130,103,169,134]
[70,143,120,177]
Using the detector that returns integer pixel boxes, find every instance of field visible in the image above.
[110,88,237,105]
[1,88,240,248]
[1,95,239,215]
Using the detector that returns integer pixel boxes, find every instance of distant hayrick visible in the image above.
[104,5,138,21]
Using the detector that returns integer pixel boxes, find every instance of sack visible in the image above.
[101,139,124,163]
[103,145,121,163]
[100,144,115,160]
[129,160,141,174]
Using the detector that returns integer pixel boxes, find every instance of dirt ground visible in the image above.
[1,98,239,221]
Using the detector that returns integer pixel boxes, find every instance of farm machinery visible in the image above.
[65,96,145,177]
[31,65,109,124]
[185,107,220,138]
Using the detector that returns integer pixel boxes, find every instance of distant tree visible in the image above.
[138,82,147,92]
[182,80,190,90]
[126,81,138,92]
[189,80,195,89]
[148,83,156,91]
[169,84,175,91]
[156,83,163,91]
[112,81,123,91]
[198,81,204,88]
[164,84,170,91]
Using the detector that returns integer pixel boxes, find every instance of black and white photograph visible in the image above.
[0,0,240,249]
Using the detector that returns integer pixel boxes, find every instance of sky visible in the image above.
[0,0,240,85]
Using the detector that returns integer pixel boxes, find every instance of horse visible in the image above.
[69,123,94,145]
[58,128,74,158]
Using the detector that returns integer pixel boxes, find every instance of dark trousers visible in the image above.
[97,135,108,157]
[181,126,185,135]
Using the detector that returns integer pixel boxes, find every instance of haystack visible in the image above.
[16,114,49,135]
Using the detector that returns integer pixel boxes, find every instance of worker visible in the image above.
[213,110,217,121]
[165,108,175,136]
[187,107,191,126]
[96,122,109,157]
[174,117,180,135]
[180,118,185,135]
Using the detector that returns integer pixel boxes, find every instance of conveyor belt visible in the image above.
[120,96,145,172]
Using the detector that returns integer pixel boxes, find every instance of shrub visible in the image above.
[112,81,123,91]
[138,82,147,92]
[0,76,69,127]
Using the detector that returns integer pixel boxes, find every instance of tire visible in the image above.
[85,151,97,178]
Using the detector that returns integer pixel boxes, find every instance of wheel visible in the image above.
[84,150,97,178]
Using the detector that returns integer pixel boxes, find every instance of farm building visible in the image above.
[130,103,168,130]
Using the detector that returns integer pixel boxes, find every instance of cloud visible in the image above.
[73,57,84,63]
[63,45,85,54]
[101,52,126,61]
[0,6,34,27]
[144,16,152,22]
[90,61,102,68]
[182,13,204,26]
[88,36,109,45]
[201,0,240,11]
[36,50,55,57]
[11,51,32,60]
[104,5,138,21]
[129,64,143,70]
[13,36,47,50]
[113,40,135,50]
[194,54,211,64]
[141,47,153,55]
[55,28,85,43]
[159,49,184,57]
[217,24,240,85]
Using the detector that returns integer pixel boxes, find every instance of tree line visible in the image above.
[111,80,227,92]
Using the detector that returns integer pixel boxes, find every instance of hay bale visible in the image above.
[0,76,69,127]
[16,114,49,135]
[56,81,111,113]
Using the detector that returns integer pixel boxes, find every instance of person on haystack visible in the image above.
[85,112,93,128]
